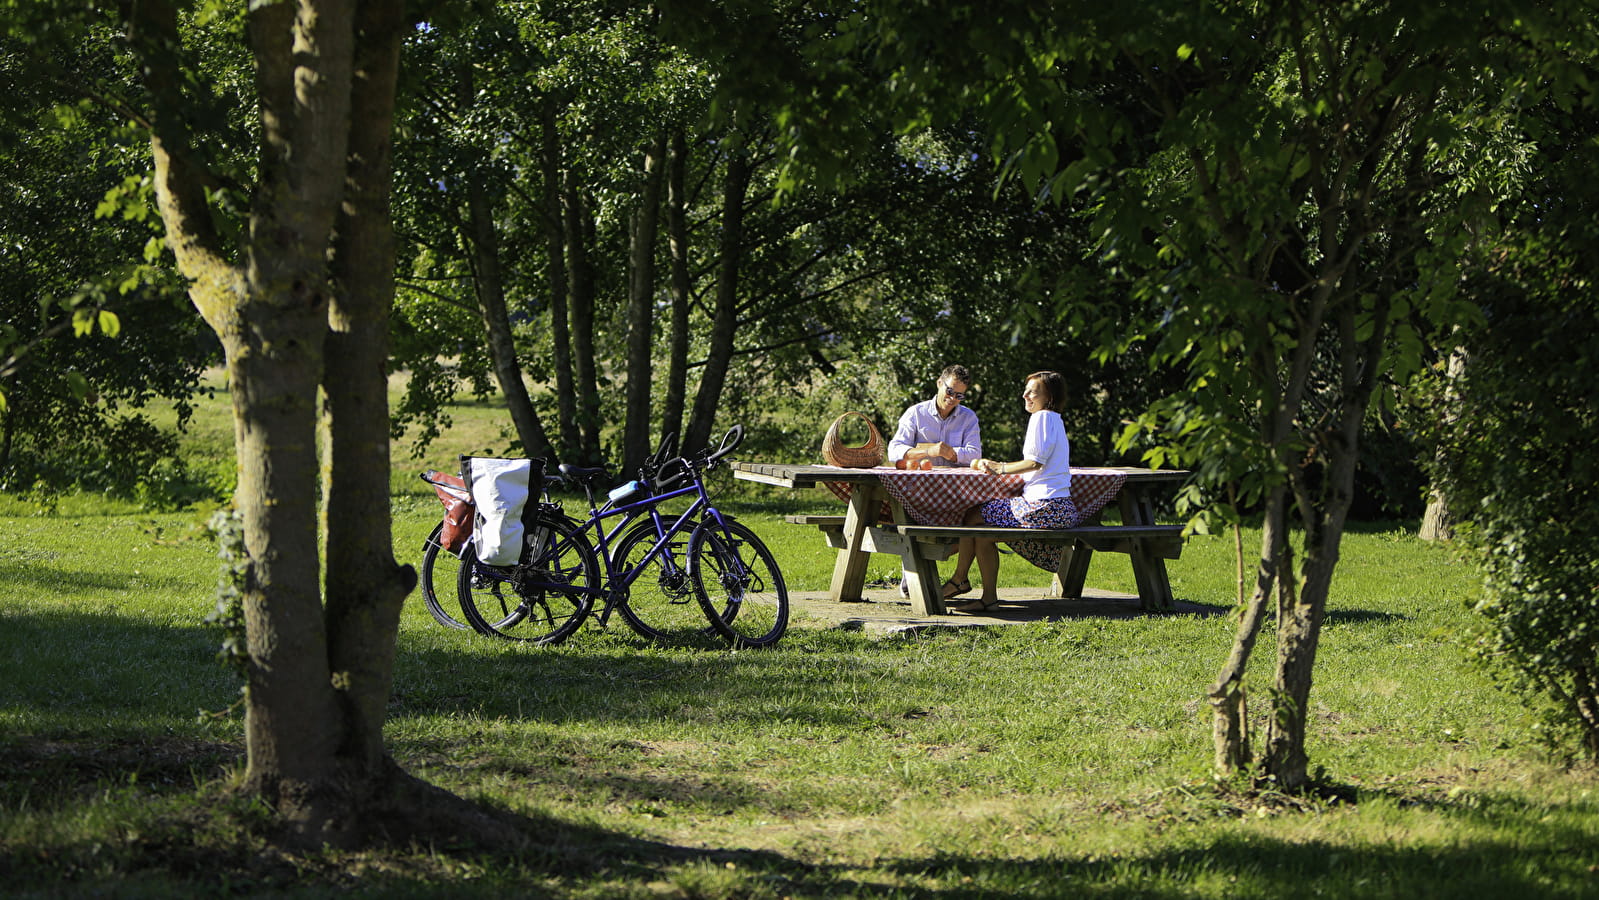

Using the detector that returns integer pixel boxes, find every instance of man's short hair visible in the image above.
[939,365,970,388]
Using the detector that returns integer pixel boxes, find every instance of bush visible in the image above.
[1428,243,1599,761]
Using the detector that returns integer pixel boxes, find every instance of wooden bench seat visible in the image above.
[784,514,847,527]
[784,515,1185,612]
[891,523,1184,559]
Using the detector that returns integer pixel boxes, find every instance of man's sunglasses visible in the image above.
[942,385,967,401]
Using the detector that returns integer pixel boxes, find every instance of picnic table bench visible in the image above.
[733,462,1189,615]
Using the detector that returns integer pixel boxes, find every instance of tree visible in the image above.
[665,0,1593,789]
[122,0,426,843]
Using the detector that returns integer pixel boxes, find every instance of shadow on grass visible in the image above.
[0,559,144,593]
[1324,608,1409,626]
[7,747,1593,899]
[2,605,1593,897]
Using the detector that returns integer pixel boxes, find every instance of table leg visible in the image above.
[828,483,883,602]
[900,549,945,616]
[1050,541,1092,598]
[1049,506,1104,598]
[1119,487,1176,610]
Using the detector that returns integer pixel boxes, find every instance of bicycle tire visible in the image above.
[688,519,789,648]
[419,523,471,629]
[611,518,724,642]
[457,515,599,645]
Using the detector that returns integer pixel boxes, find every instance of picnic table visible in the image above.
[732,462,1189,615]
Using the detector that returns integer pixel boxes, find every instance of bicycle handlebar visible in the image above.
[706,425,743,467]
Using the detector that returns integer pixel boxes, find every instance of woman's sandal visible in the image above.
[950,596,1002,614]
[940,578,972,600]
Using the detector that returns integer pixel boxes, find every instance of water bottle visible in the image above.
[608,480,647,503]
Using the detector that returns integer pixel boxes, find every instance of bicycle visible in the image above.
[455,426,789,648]
[418,440,676,637]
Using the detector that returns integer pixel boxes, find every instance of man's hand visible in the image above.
[910,441,955,463]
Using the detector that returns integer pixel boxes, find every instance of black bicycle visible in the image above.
[450,427,789,648]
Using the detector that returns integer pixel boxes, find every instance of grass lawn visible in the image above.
[2,376,1597,897]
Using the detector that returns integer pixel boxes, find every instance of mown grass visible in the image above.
[2,378,1597,898]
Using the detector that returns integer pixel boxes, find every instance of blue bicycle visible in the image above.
[455,427,789,648]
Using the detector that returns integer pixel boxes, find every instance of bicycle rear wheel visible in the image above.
[611,519,722,642]
[457,515,598,644]
[419,523,471,629]
[688,519,789,648]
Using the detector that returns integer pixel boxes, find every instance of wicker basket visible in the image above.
[820,411,885,468]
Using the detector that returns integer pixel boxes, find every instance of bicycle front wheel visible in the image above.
[458,515,599,645]
[419,523,471,629]
[611,519,721,642]
[688,519,789,648]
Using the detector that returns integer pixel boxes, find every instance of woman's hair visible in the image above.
[1026,370,1068,413]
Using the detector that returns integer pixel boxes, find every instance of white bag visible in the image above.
[464,457,536,566]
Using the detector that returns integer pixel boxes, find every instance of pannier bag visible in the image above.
[424,470,474,553]
[461,456,547,566]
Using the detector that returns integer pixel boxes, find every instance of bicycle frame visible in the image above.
[546,465,737,626]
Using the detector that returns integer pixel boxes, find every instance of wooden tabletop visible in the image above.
[731,461,1189,490]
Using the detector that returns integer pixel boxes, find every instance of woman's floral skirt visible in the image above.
[978,495,1081,571]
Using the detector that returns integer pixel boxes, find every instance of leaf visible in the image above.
[98,310,121,338]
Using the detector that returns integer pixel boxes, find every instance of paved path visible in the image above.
[786,586,1222,636]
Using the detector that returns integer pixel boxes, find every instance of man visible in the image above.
[888,365,981,596]
[888,364,981,468]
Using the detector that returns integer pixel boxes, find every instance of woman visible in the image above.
[942,370,1078,613]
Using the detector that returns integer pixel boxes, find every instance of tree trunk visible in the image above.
[540,97,578,463]
[1262,301,1386,789]
[564,176,603,466]
[686,125,750,453]
[1419,493,1453,542]
[622,132,666,476]
[0,376,16,477]
[1208,483,1288,777]
[467,173,554,460]
[661,127,691,447]
[1420,346,1467,541]
[143,0,359,832]
[134,0,437,846]
[321,0,414,791]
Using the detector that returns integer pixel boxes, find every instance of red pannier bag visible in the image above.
[424,470,474,554]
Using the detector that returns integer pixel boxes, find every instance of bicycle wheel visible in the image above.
[688,518,789,648]
[419,523,471,629]
[457,515,599,645]
[611,519,723,642]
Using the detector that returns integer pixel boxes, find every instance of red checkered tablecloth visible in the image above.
[822,467,1128,526]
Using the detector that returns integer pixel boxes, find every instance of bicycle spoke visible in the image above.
[457,517,598,644]
[611,520,723,643]
[689,520,789,648]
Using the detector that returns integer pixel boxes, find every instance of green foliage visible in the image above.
[1428,237,1599,761]
[203,507,250,687]
[0,31,220,507]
